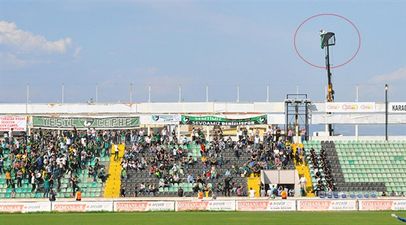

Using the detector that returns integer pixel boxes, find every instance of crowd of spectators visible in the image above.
[308,147,335,195]
[0,128,118,198]
[120,125,296,197]
[1,124,299,198]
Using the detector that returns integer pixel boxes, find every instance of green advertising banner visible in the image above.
[32,116,139,129]
[180,115,267,126]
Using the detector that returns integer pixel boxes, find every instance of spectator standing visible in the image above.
[178,187,184,197]
[249,187,256,198]
[30,173,36,192]
[0,157,3,174]
[114,145,119,161]
[299,176,307,196]
[49,189,56,201]
[43,177,50,198]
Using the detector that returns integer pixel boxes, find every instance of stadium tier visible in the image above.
[0,129,112,199]
[121,142,251,197]
[304,140,406,196]
[2,125,406,199]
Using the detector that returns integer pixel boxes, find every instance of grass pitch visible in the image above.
[0,211,402,225]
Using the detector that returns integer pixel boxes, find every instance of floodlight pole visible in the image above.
[385,84,388,141]
[321,30,335,136]
[326,43,333,136]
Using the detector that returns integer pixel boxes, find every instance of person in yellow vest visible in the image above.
[281,189,288,199]
[75,189,82,201]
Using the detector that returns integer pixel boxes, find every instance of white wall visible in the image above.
[0,101,405,125]
[0,102,285,115]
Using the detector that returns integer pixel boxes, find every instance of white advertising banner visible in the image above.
[0,202,51,213]
[325,102,376,113]
[114,201,174,212]
[175,201,235,211]
[52,201,113,212]
[266,114,286,125]
[0,116,26,132]
[140,115,180,125]
[297,200,357,211]
[206,201,236,211]
[267,200,296,211]
[389,103,406,113]
[236,200,296,211]
[359,200,406,211]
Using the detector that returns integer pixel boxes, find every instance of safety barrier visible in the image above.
[2,199,406,213]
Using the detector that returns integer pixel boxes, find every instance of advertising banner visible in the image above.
[180,115,267,126]
[140,115,180,125]
[236,200,296,211]
[206,201,236,211]
[0,116,26,131]
[32,116,139,129]
[114,201,174,212]
[267,200,296,211]
[266,114,286,125]
[52,201,113,212]
[175,201,235,211]
[359,200,406,211]
[389,103,406,113]
[0,202,51,213]
[325,102,376,113]
[236,201,268,211]
[297,200,357,211]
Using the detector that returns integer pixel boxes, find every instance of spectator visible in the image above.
[299,175,307,196]
[248,187,255,198]
[120,187,126,197]
[114,145,119,161]
[43,177,50,198]
[260,187,266,197]
[5,170,11,187]
[49,189,56,201]
[0,157,3,174]
[178,187,184,197]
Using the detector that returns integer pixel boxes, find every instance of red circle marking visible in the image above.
[293,13,361,69]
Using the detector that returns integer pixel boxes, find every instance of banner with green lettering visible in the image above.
[180,115,267,126]
[32,116,139,129]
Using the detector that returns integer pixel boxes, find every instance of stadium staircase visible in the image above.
[247,174,261,197]
[292,143,315,197]
[104,144,125,198]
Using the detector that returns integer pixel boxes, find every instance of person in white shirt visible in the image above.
[114,145,119,161]
[299,176,307,196]
[8,128,13,139]
[249,188,256,198]
[260,188,266,197]
[299,176,307,189]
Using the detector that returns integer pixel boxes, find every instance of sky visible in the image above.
[0,0,406,104]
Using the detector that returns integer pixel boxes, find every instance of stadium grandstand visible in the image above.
[1,100,405,202]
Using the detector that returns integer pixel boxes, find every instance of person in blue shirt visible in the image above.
[392,214,406,222]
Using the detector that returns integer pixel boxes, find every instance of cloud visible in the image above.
[371,67,406,83]
[0,20,72,54]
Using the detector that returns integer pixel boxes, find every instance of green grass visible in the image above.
[0,211,403,225]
